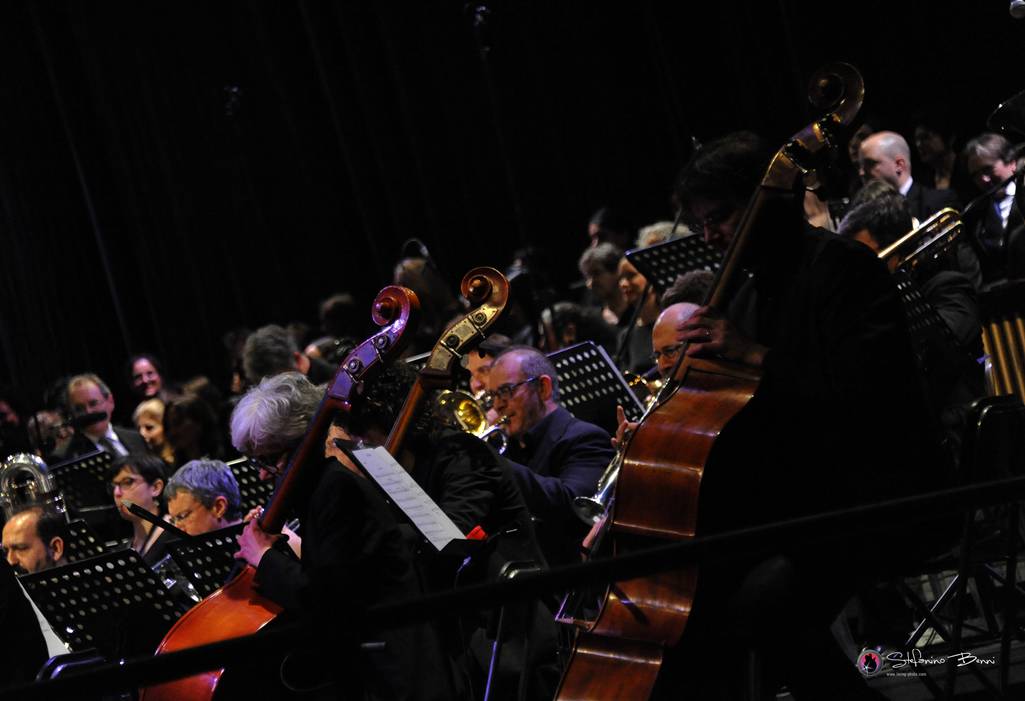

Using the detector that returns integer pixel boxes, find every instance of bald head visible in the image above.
[859,131,912,189]
[651,303,700,378]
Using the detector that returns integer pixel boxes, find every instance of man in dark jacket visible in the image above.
[486,346,613,569]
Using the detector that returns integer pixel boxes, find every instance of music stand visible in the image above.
[166,523,245,598]
[625,235,722,298]
[227,457,274,515]
[19,549,188,659]
[547,341,645,435]
[49,450,127,545]
[49,450,113,514]
[893,273,967,377]
[63,519,108,563]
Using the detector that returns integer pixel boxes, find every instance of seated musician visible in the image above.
[230,371,456,701]
[164,459,243,536]
[0,559,50,685]
[486,346,613,569]
[641,131,950,699]
[837,181,985,459]
[108,454,172,566]
[2,506,68,575]
[327,359,559,700]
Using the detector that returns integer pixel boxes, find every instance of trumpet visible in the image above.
[433,389,509,453]
[573,448,623,525]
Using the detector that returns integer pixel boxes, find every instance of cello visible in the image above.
[555,63,865,700]
[139,285,420,701]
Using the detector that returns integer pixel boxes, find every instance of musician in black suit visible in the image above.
[486,346,613,569]
[51,373,148,463]
[646,131,947,699]
[231,371,455,701]
[327,361,558,701]
[961,132,1024,284]
[0,559,49,685]
[838,185,985,460]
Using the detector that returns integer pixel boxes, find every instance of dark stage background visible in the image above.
[0,1,1021,407]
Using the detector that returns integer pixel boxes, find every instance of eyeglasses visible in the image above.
[484,376,540,404]
[110,476,140,491]
[689,204,735,232]
[168,508,195,526]
[651,343,685,363]
[248,452,288,477]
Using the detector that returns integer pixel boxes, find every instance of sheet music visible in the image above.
[352,446,466,551]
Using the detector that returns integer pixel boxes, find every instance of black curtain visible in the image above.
[0,1,1020,407]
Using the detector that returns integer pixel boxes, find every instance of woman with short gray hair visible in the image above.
[164,459,242,536]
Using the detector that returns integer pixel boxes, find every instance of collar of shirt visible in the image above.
[899,177,913,197]
[92,425,128,455]
[998,180,1017,228]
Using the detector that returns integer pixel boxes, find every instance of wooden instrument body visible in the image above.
[555,358,760,701]
[140,567,281,700]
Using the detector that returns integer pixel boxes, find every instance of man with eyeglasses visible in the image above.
[486,346,613,569]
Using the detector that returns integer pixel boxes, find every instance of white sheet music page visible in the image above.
[352,446,466,551]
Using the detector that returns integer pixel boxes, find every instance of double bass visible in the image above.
[140,285,420,701]
[556,63,865,700]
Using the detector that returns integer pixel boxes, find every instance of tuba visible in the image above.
[433,389,509,453]
[0,453,66,521]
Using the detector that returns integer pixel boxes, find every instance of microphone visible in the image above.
[121,499,192,540]
[62,411,109,430]
[1011,0,1025,19]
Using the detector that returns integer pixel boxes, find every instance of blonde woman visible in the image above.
[133,399,174,464]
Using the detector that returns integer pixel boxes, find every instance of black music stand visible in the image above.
[49,450,127,545]
[19,549,188,659]
[227,457,275,515]
[63,519,108,563]
[49,450,113,513]
[893,273,972,380]
[625,234,722,298]
[166,522,245,598]
[547,341,645,435]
